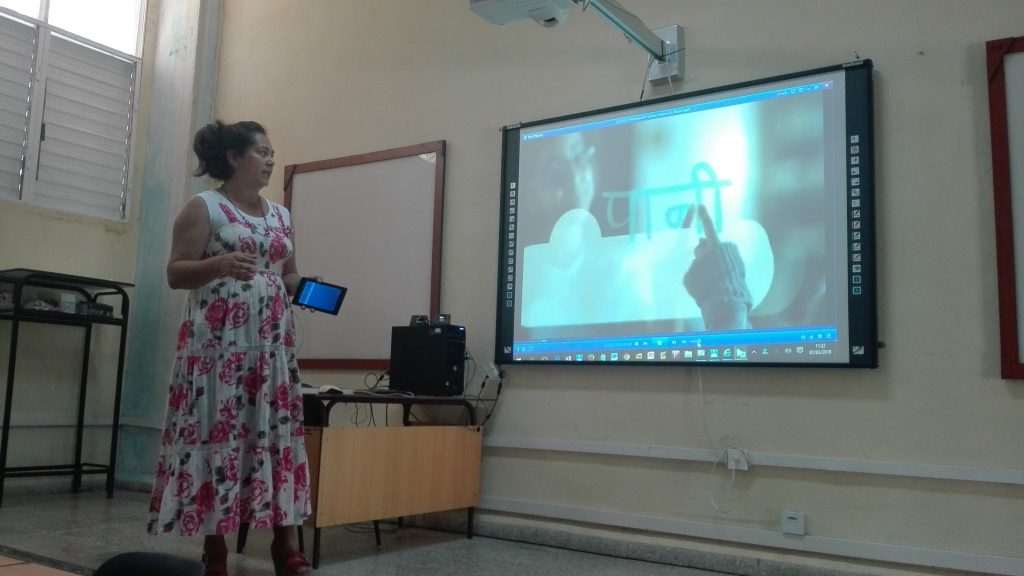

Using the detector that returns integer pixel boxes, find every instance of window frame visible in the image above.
[0,2,143,221]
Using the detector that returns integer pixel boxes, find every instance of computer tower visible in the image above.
[389,324,466,396]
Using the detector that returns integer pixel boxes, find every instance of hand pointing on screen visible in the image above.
[682,204,753,331]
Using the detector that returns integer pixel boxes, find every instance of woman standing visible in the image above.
[148,120,313,576]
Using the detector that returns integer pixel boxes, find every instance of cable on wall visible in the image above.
[697,366,749,514]
[639,53,655,100]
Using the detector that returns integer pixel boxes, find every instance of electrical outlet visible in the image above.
[726,447,749,471]
[781,511,806,536]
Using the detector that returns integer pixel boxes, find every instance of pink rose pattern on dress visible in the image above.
[148,195,310,537]
[268,235,289,264]
[227,302,249,329]
[204,298,229,330]
[238,235,258,256]
[176,321,192,351]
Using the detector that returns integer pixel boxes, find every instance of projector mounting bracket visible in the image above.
[578,0,663,60]
[576,0,683,84]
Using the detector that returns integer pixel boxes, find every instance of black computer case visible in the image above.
[389,324,466,396]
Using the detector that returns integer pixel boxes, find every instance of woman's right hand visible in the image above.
[218,251,257,280]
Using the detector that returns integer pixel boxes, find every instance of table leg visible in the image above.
[0,318,20,508]
[313,527,321,569]
[71,325,92,494]
[236,522,249,553]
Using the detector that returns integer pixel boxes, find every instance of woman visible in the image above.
[147,120,313,576]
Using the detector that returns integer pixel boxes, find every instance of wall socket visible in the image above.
[781,510,806,536]
[725,447,749,471]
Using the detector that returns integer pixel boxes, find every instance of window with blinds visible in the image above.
[0,10,139,221]
[0,16,35,202]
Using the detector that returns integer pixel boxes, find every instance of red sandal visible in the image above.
[271,541,312,575]
[201,543,229,576]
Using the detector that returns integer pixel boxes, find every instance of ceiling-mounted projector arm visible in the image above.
[469,0,675,66]
[576,0,665,60]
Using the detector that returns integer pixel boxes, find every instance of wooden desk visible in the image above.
[239,393,481,568]
[305,425,481,566]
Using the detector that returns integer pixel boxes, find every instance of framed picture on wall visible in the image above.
[987,36,1024,379]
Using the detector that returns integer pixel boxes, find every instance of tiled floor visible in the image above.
[0,554,77,576]
[0,489,726,576]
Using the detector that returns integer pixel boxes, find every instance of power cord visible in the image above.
[364,370,389,391]
[697,367,716,452]
[697,366,749,514]
[349,402,374,428]
[478,369,505,427]
[639,53,655,100]
[464,349,477,391]
[709,451,735,513]
[638,44,685,101]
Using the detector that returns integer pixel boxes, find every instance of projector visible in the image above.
[470,0,576,28]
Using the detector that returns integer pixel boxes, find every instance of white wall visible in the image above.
[16,0,1011,572]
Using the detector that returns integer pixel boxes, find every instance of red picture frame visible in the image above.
[987,36,1024,379]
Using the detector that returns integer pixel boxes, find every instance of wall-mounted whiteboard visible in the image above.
[285,141,445,369]
[987,37,1024,379]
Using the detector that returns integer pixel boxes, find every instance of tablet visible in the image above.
[292,277,347,315]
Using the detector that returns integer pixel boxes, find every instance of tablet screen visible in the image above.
[292,277,347,315]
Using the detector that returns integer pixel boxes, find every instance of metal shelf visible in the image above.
[0,268,132,506]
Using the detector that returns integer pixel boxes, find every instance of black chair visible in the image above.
[94,552,204,576]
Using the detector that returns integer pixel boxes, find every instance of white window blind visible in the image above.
[0,9,139,221]
[0,14,34,201]
[33,34,135,220]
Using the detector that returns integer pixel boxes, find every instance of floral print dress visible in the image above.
[148,190,311,536]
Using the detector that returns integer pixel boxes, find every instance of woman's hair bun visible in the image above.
[192,120,266,180]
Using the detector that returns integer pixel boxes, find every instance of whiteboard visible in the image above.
[285,141,445,369]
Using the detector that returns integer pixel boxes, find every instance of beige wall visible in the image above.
[212,0,1024,572]
[6,0,1022,572]
[0,203,138,279]
[0,217,135,466]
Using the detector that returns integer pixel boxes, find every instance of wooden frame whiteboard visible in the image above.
[987,37,1024,379]
[284,141,445,369]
